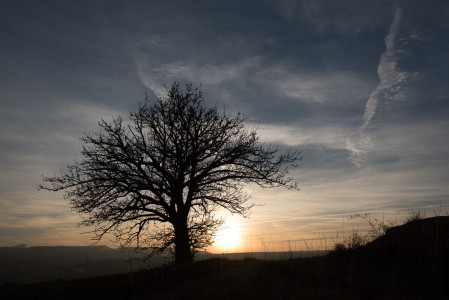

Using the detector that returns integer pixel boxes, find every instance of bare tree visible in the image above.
[41,82,301,263]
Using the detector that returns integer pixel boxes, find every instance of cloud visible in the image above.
[346,7,416,167]
[256,122,351,150]
[296,0,394,34]
[253,67,373,105]
[133,45,260,97]
[1,0,447,250]
[272,0,300,21]
[0,101,126,246]
[361,7,408,131]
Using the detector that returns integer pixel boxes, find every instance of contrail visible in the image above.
[361,7,402,132]
[346,7,412,167]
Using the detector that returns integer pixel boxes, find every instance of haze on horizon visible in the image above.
[1,0,449,253]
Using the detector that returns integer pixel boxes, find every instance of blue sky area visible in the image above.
[1,0,448,251]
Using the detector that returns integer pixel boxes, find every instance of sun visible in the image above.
[214,223,240,252]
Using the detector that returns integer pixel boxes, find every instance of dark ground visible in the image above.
[1,216,448,299]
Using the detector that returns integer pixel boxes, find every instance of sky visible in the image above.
[1,0,449,252]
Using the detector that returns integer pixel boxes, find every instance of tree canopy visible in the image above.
[41,83,301,263]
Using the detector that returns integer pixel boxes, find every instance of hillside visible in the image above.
[1,216,448,299]
[328,215,449,299]
[0,246,166,285]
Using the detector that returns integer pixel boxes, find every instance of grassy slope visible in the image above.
[1,216,448,299]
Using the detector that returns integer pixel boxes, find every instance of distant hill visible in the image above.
[1,216,448,299]
[0,245,168,285]
[0,245,324,286]
[200,250,328,261]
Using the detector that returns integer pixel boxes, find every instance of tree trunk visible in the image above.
[174,219,193,264]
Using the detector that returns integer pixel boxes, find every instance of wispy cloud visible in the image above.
[346,7,415,167]
[135,56,259,96]
[254,68,373,105]
[256,122,351,150]
[297,0,393,35]
[132,35,260,97]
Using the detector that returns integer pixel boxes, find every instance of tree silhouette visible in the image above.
[41,82,301,263]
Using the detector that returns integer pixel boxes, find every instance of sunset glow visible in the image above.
[213,222,241,253]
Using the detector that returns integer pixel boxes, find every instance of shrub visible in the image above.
[333,213,397,251]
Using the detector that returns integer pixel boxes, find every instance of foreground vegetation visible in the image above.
[1,216,448,299]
